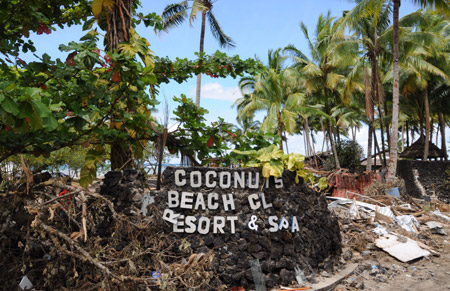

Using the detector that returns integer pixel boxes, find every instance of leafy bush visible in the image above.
[324,140,364,173]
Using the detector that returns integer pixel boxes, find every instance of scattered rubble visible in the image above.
[327,189,450,291]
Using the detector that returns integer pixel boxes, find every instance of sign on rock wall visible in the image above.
[147,166,342,289]
[162,168,301,234]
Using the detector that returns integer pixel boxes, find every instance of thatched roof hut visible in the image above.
[399,136,445,160]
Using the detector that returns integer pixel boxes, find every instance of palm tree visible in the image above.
[286,12,361,168]
[339,0,450,180]
[398,10,449,159]
[387,0,450,181]
[235,49,309,151]
[340,0,393,170]
[160,0,234,108]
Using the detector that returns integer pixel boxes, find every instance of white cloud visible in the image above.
[193,82,243,102]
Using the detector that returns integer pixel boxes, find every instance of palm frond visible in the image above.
[189,0,207,26]
[283,44,310,63]
[326,73,345,90]
[280,109,298,134]
[412,0,450,17]
[161,1,188,31]
[261,104,279,133]
[302,63,323,77]
[207,10,235,48]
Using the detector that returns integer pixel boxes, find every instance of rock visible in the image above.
[247,243,262,253]
[280,269,295,285]
[374,274,387,283]
[342,248,353,261]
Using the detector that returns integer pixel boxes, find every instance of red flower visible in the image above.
[104,54,112,65]
[66,52,77,66]
[228,131,236,138]
[112,70,121,82]
[207,136,214,147]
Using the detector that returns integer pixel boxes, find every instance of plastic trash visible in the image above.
[377,206,396,219]
[395,215,420,233]
[431,209,450,222]
[349,201,359,218]
[19,275,33,291]
[373,224,388,236]
[294,265,307,285]
[386,187,400,198]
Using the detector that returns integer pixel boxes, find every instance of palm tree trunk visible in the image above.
[321,118,329,152]
[424,88,430,160]
[304,117,312,157]
[384,99,391,150]
[439,112,448,160]
[376,67,387,166]
[387,0,400,182]
[367,122,373,172]
[195,11,207,108]
[401,124,405,152]
[406,121,410,147]
[278,112,284,152]
[328,120,340,169]
[284,131,289,154]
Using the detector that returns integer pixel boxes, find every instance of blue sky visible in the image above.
[22,0,421,156]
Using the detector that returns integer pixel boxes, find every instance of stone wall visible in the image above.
[100,167,342,289]
[397,160,450,202]
[160,166,341,289]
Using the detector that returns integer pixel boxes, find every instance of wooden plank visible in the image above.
[309,263,358,291]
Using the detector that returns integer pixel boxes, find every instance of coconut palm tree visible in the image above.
[387,0,450,180]
[160,0,234,108]
[398,10,450,160]
[338,0,450,179]
[285,12,361,169]
[340,0,393,170]
[235,50,304,151]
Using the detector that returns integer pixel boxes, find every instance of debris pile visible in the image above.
[328,189,450,290]
[0,171,219,290]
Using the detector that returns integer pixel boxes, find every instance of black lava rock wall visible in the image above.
[153,166,342,289]
[397,160,450,202]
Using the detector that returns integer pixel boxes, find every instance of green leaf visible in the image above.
[42,116,58,130]
[1,96,20,116]
[92,0,104,18]
[29,110,42,130]
[18,102,34,118]
[245,160,260,168]
[80,164,97,187]
[318,177,328,190]
[82,17,96,31]
[261,160,284,178]
[25,87,41,99]
[285,153,305,171]
[1,111,15,126]
[232,149,257,156]
[31,100,51,117]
